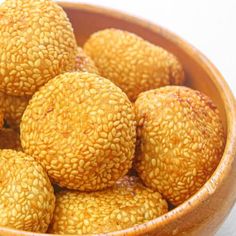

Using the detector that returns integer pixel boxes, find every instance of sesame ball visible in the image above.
[84,28,185,101]
[0,128,22,150]
[20,72,136,191]
[134,86,225,206]
[0,149,55,232]
[48,176,168,234]
[0,92,30,129]
[76,47,99,74]
[0,0,77,96]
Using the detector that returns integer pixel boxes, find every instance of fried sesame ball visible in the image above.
[0,92,30,129]
[84,28,185,101]
[48,176,168,234]
[0,149,55,232]
[0,0,77,96]
[20,72,136,191]
[0,128,22,150]
[134,86,225,206]
[76,47,99,74]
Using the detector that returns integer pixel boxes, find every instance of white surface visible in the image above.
[1,0,236,235]
[57,1,236,235]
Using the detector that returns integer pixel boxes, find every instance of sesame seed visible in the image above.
[48,176,167,234]
[134,86,225,206]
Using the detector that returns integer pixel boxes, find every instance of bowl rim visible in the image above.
[1,2,236,236]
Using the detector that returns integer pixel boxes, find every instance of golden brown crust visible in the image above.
[0,92,30,129]
[48,176,168,234]
[0,150,55,232]
[134,86,225,206]
[84,28,185,101]
[0,0,77,96]
[20,72,136,191]
[0,128,22,151]
[76,47,99,74]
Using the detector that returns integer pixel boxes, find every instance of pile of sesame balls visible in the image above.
[0,0,225,234]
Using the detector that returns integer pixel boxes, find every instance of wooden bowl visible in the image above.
[1,2,236,236]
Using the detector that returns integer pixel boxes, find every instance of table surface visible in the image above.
[58,1,236,235]
[1,0,236,235]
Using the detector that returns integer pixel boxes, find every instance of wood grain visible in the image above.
[0,2,235,236]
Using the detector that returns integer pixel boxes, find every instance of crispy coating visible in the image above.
[20,72,136,191]
[84,28,185,101]
[0,149,55,232]
[48,176,168,234]
[0,92,30,129]
[134,86,225,206]
[0,128,22,151]
[0,0,77,96]
[76,47,99,74]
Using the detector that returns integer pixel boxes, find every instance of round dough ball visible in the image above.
[0,92,30,129]
[0,0,77,96]
[84,28,185,101]
[48,176,168,234]
[75,47,99,74]
[134,86,225,206]
[21,72,136,191]
[0,149,55,232]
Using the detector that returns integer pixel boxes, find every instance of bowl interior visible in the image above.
[0,2,235,236]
